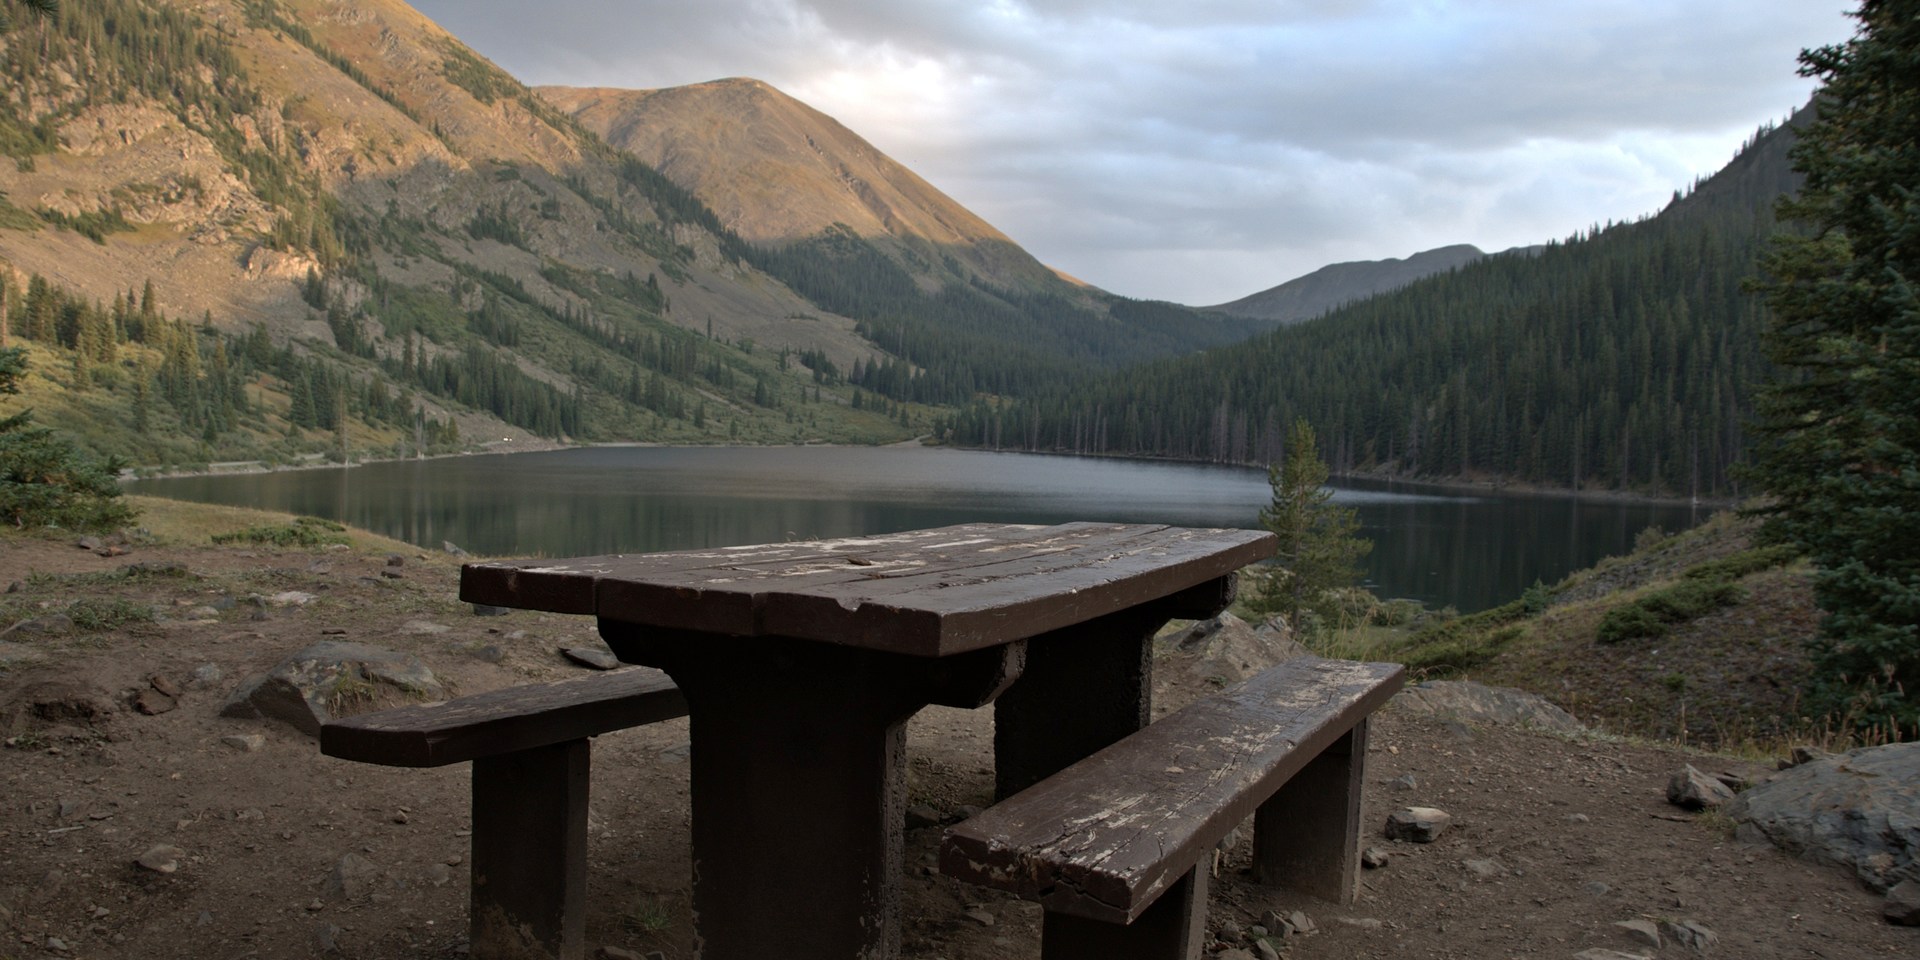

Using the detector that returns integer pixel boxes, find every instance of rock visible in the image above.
[132,689,175,716]
[315,921,343,953]
[1335,916,1384,930]
[1168,613,1306,683]
[1612,919,1662,948]
[1384,806,1451,843]
[1780,744,1834,769]
[149,674,182,698]
[399,620,450,635]
[1666,764,1737,810]
[219,730,265,753]
[57,798,90,820]
[136,844,185,874]
[75,536,103,551]
[218,642,446,737]
[1727,741,1920,891]
[379,569,404,579]
[268,591,317,607]
[188,664,224,688]
[905,803,944,830]
[1884,880,1920,925]
[466,643,507,663]
[385,554,404,567]
[1583,881,1612,897]
[472,603,511,617]
[1253,939,1280,960]
[1392,680,1584,733]
[1217,919,1243,941]
[424,863,452,888]
[1389,772,1419,791]
[1361,846,1390,868]
[658,741,691,764]
[325,853,380,899]
[595,948,642,960]
[46,936,68,953]
[1461,857,1505,879]
[562,646,621,670]
[1713,770,1751,792]
[963,908,995,926]
[443,541,469,557]
[1574,951,1651,960]
[1283,911,1316,936]
[1659,920,1717,952]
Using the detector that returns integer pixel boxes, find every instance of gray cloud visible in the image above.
[409,0,1850,303]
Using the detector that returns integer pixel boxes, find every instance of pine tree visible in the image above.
[1748,0,1920,736]
[0,346,136,531]
[1250,418,1372,630]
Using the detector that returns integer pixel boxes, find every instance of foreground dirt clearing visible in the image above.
[0,534,1913,959]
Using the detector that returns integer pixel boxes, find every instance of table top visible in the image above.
[460,522,1275,657]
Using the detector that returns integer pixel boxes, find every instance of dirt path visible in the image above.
[0,535,1912,959]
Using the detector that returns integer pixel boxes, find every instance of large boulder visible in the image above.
[1391,680,1584,734]
[219,641,446,738]
[1727,742,1920,892]
[1165,613,1306,683]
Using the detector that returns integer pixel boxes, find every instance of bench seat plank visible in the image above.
[320,667,687,768]
[941,656,1404,924]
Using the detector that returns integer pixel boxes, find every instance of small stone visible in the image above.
[400,620,450,635]
[325,853,380,899]
[1574,951,1651,960]
[1783,744,1832,768]
[136,844,185,874]
[1335,917,1384,930]
[320,627,349,636]
[221,734,266,753]
[149,674,182,698]
[1660,919,1718,953]
[315,922,342,953]
[963,908,995,926]
[58,798,91,821]
[189,664,224,688]
[442,541,469,557]
[1613,919,1662,948]
[424,863,452,887]
[1285,911,1316,936]
[75,536,103,551]
[1384,806,1451,842]
[1260,910,1285,934]
[1462,858,1505,879]
[380,569,404,579]
[133,689,176,716]
[1253,940,1280,960]
[472,603,511,617]
[1566,813,1591,824]
[306,899,325,912]
[1583,881,1612,897]
[905,803,944,830]
[562,646,620,670]
[595,948,642,960]
[1217,919,1243,941]
[1666,765,1737,810]
[1712,771,1750,792]
[46,936,68,953]
[1389,772,1419,791]
[391,810,409,825]
[385,554,404,568]
[1361,846,1391,868]
[1884,880,1920,925]
[466,643,507,663]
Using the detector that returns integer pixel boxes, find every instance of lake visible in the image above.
[130,445,1710,613]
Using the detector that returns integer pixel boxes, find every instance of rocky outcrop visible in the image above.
[1391,679,1584,733]
[1728,742,1920,892]
[219,641,445,737]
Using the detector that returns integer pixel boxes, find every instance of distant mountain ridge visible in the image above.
[539,79,1066,295]
[1201,244,1486,325]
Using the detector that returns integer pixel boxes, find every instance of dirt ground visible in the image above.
[0,535,1914,960]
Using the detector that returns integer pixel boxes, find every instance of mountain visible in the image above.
[0,0,1253,470]
[940,106,1813,497]
[539,79,1064,295]
[1201,244,1486,326]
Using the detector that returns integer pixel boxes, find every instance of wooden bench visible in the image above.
[939,655,1404,960]
[319,667,688,960]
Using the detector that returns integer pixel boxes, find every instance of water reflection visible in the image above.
[133,446,1706,613]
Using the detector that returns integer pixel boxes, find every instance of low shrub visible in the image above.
[210,516,350,547]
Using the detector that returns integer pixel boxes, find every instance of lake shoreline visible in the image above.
[126,438,1735,511]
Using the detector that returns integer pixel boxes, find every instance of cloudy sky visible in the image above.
[409,0,1853,305]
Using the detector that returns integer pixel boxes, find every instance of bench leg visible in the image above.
[1251,717,1368,904]
[470,739,590,960]
[1040,865,1208,960]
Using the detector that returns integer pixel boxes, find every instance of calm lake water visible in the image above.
[131,445,1710,613]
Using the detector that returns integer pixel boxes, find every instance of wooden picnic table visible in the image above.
[460,521,1275,960]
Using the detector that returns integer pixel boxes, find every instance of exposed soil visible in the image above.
[0,533,1913,960]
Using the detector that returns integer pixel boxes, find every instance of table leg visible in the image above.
[993,576,1238,799]
[602,629,940,960]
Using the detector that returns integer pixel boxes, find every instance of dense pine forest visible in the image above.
[938,110,1807,498]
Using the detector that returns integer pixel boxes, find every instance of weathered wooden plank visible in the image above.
[940,656,1405,924]
[319,668,686,767]
[464,523,1275,657]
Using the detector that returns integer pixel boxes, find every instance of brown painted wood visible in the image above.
[1252,718,1369,904]
[471,740,589,960]
[319,668,686,767]
[459,523,1275,656]
[1040,866,1207,960]
[940,656,1404,925]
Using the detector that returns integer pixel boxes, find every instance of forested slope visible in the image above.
[940,109,1808,498]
